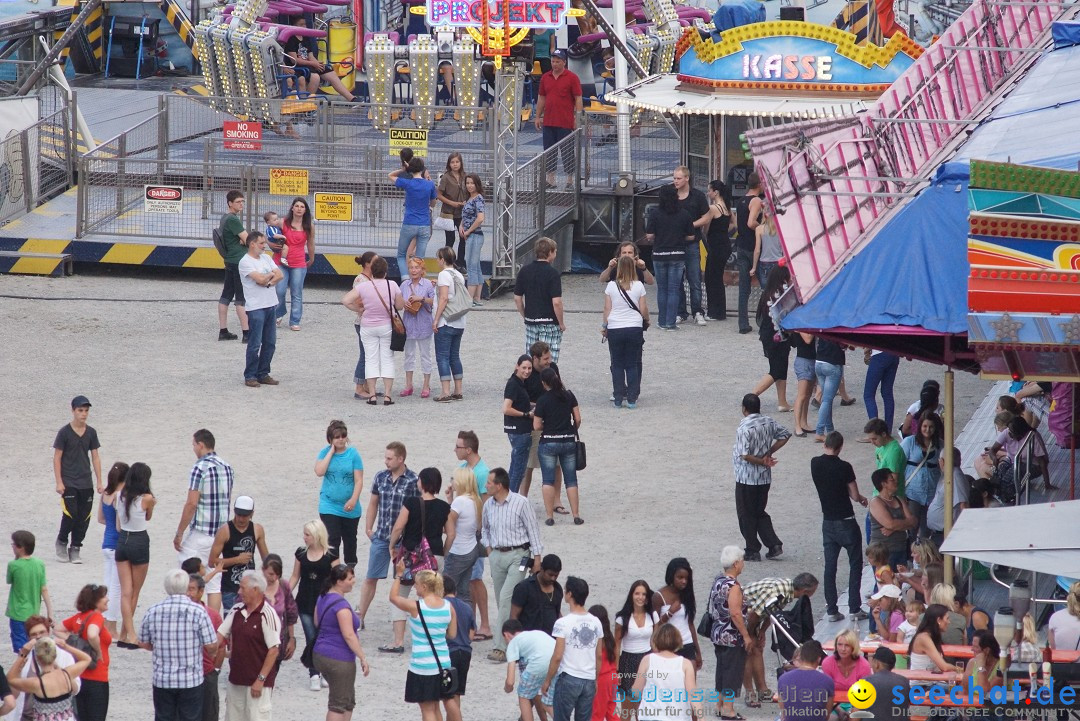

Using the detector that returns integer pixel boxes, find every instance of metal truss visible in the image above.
[490,61,525,282]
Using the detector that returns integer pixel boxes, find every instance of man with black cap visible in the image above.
[534,48,583,190]
[864,646,909,720]
[209,495,268,611]
[53,395,103,564]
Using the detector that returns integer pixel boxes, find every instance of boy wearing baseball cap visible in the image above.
[52,396,102,564]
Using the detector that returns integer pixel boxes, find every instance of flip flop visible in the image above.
[793,430,807,438]
[378,645,405,654]
[721,715,746,720]
[554,506,570,515]
[777,406,792,412]
[117,640,140,650]
[841,398,857,406]
[472,633,492,641]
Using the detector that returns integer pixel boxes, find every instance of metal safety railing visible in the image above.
[0,104,73,226]
[580,110,680,190]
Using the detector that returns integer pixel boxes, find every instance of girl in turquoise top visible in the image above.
[390,566,458,717]
[314,420,364,567]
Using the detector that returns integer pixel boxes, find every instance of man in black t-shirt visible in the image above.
[510,554,563,635]
[282,16,358,101]
[514,237,565,362]
[810,432,868,623]
[672,166,711,325]
[521,342,563,507]
[53,395,102,564]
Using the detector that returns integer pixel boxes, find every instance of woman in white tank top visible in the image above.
[112,463,156,648]
[653,559,702,669]
[615,581,661,694]
[632,624,705,720]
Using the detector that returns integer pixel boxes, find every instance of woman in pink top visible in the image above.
[820,629,870,692]
[354,256,405,405]
[275,197,316,331]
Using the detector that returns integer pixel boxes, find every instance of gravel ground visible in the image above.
[0,270,990,720]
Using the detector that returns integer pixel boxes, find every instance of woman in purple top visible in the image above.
[262,554,299,673]
[313,565,370,721]
[399,256,436,399]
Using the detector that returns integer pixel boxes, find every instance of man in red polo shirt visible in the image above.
[535,49,583,190]
[216,570,281,720]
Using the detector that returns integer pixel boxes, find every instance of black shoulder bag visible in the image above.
[301,596,346,669]
[616,283,649,331]
[417,600,459,696]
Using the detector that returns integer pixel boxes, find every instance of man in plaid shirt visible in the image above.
[174,429,234,611]
[139,569,219,721]
[741,573,818,703]
[355,441,419,630]
[732,393,790,562]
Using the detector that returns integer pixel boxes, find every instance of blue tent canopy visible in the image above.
[780,34,1080,354]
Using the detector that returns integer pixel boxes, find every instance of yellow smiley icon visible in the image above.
[848,679,876,710]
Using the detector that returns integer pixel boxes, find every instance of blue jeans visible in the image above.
[507,432,531,492]
[465,232,485,286]
[396,223,431,278]
[539,440,578,488]
[353,324,366,383]
[757,260,778,290]
[654,260,683,328]
[822,518,863,615]
[244,307,276,381]
[221,591,238,611]
[864,352,901,429]
[366,537,392,579]
[275,264,307,325]
[152,684,202,721]
[298,612,318,676]
[736,249,753,332]
[814,360,843,435]
[434,325,464,381]
[10,618,28,653]
[678,241,703,319]
[607,326,643,403]
[553,672,596,721]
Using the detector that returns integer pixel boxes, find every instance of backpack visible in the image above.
[212,226,227,258]
[442,269,472,322]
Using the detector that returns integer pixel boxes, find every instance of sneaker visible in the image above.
[244,379,260,388]
[827,612,845,623]
[68,547,81,564]
[660,325,679,331]
[613,400,623,408]
[487,649,506,663]
[811,398,821,409]
[242,330,250,345]
[744,552,762,562]
[766,545,784,560]
[56,540,69,562]
[626,402,637,409]
[675,315,686,325]
[218,329,237,341]
[257,376,279,385]
[320,675,328,688]
[739,327,754,334]
[309,676,321,692]
[609,393,615,402]
[695,312,707,326]
[850,610,869,621]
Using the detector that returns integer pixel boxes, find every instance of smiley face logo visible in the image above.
[848,679,876,710]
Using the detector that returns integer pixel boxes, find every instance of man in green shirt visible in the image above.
[218,190,251,343]
[864,418,907,543]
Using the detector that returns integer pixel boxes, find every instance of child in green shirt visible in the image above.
[7,530,53,653]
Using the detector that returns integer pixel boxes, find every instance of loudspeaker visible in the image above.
[779,7,806,21]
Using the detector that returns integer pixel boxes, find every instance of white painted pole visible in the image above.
[612,0,631,175]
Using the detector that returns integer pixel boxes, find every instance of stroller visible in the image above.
[765,594,814,680]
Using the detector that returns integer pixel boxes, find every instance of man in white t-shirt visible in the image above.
[926,447,970,547]
[542,576,602,721]
[238,232,283,388]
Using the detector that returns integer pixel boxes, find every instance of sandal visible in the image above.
[553,506,570,515]
[573,517,584,525]
[450,393,464,401]
[366,397,378,406]
[759,688,775,703]
[473,633,493,641]
[793,430,806,438]
[378,645,405,654]
[777,405,792,412]
[420,388,431,398]
[720,715,746,720]
[545,518,555,526]
[383,398,395,406]
[744,693,762,709]
[434,395,454,403]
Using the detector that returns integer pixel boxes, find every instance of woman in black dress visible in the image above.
[289,519,340,690]
[752,263,793,413]
[704,179,732,320]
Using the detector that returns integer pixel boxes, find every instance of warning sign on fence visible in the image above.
[269,168,309,196]
[389,128,428,158]
[315,193,354,222]
[144,185,183,214]
[223,121,262,150]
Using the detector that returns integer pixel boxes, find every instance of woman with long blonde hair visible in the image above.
[289,519,342,691]
[390,566,458,721]
[1049,581,1080,650]
[443,468,483,605]
[603,255,649,408]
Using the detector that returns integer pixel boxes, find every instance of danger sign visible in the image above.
[315,192,354,222]
[389,128,428,158]
[144,185,183,214]
[269,168,309,196]
[224,121,262,150]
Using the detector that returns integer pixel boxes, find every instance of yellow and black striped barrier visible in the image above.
[159,0,196,51]
[832,0,882,46]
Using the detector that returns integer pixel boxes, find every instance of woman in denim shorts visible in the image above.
[791,332,818,437]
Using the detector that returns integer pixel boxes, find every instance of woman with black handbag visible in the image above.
[389,566,459,720]
[353,256,406,405]
[603,256,649,409]
[533,368,584,527]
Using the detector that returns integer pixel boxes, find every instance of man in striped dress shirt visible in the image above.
[732,393,791,562]
[480,467,543,663]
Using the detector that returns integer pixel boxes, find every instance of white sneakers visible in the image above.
[695,313,707,326]
[309,676,321,692]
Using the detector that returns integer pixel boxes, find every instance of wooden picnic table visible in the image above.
[822,640,1080,663]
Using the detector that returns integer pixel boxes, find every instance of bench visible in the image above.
[0,250,74,277]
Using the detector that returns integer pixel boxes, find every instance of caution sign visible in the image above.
[315,192,354,222]
[223,121,262,150]
[144,185,183,214]
[389,128,428,158]
[269,168,309,196]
